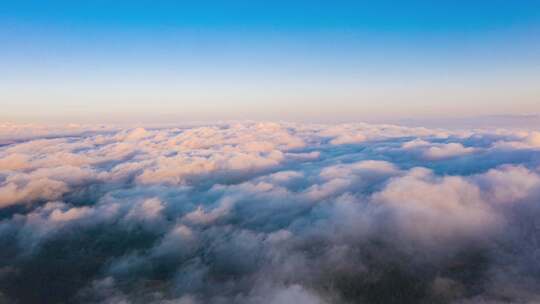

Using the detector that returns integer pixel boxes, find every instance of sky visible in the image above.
[2,3,540,301]
[1,0,540,125]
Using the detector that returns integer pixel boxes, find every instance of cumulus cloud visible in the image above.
[374,168,500,246]
[492,130,540,150]
[402,139,477,160]
[1,121,540,303]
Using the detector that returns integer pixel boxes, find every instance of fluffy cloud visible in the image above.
[374,168,500,246]
[402,139,477,159]
[1,122,540,303]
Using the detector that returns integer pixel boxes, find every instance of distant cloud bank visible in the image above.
[1,122,540,303]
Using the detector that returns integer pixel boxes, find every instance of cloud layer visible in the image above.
[1,122,540,303]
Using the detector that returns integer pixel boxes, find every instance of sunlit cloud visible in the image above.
[1,122,540,303]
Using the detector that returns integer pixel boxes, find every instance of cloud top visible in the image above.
[1,122,540,303]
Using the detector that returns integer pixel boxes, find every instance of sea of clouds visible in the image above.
[1,121,540,303]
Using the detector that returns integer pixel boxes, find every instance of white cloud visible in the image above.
[402,139,477,159]
[493,130,540,150]
[374,168,500,245]
[1,121,540,303]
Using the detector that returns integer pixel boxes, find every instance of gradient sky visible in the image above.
[1,0,540,125]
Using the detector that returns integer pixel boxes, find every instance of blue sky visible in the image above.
[1,1,540,125]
